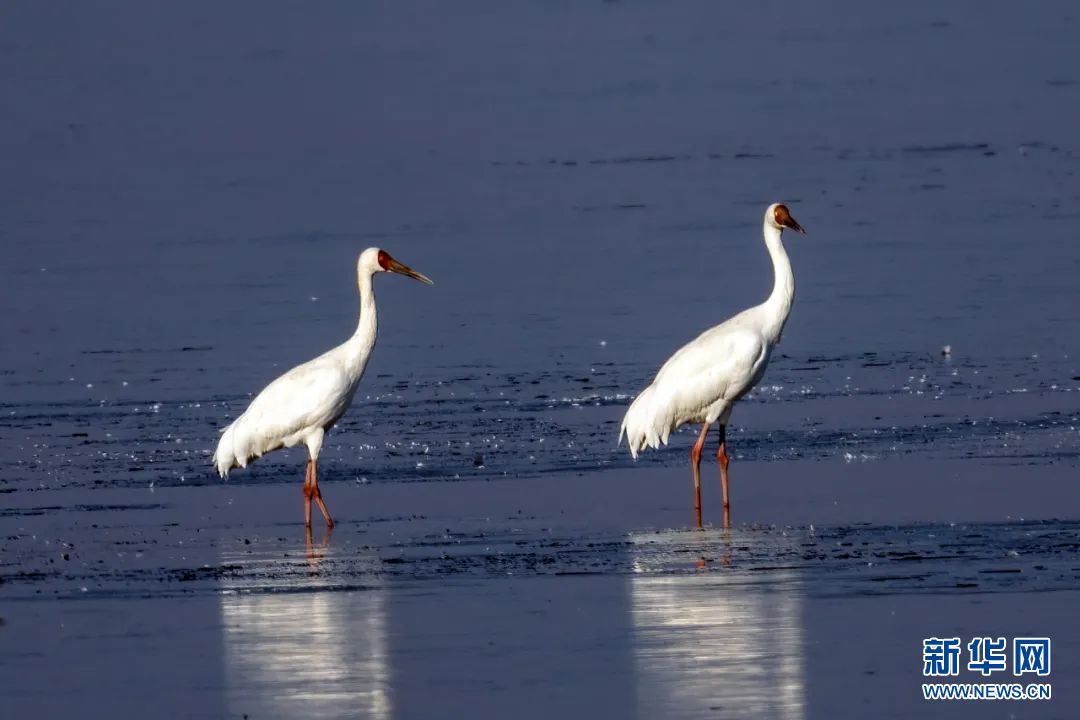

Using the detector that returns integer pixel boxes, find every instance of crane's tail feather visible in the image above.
[213,418,245,478]
[213,411,282,478]
[619,385,671,460]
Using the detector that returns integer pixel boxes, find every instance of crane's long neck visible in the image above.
[346,269,378,375]
[761,222,795,345]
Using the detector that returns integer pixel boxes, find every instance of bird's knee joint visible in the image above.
[303,484,315,499]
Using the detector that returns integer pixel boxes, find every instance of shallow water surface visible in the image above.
[4,496,1078,719]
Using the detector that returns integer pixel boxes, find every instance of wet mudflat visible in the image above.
[3,1,1080,718]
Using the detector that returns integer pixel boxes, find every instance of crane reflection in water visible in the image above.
[629,530,806,719]
[219,533,392,719]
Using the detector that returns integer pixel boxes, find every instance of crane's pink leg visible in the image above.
[716,424,731,528]
[690,423,711,529]
[303,460,314,528]
[306,459,334,529]
[303,459,334,528]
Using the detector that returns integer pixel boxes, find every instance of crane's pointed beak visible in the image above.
[386,257,434,285]
[783,216,806,235]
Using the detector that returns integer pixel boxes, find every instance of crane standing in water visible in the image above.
[620,204,806,528]
[214,247,433,528]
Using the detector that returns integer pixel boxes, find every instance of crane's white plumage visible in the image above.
[620,325,768,457]
[619,203,805,469]
[213,247,432,526]
[214,348,356,477]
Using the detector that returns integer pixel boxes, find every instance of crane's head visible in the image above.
[766,203,806,235]
[359,247,434,285]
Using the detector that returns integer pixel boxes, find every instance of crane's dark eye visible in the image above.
[773,205,790,225]
[377,250,390,270]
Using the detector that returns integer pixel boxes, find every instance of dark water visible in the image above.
[2,2,1079,718]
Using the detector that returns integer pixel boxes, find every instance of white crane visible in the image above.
[214,247,433,528]
[619,203,805,528]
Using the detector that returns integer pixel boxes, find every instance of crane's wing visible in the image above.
[654,324,767,409]
[244,360,351,436]
[621,325,767,455]
[216,356,353,473]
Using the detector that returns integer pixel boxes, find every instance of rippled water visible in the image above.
[5,348,1077,493]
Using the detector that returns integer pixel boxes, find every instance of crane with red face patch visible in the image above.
[619,204,806,528]
[213,247,433,529]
